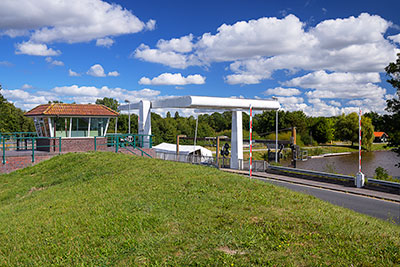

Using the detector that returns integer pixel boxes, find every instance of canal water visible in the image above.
[290,150,399,178]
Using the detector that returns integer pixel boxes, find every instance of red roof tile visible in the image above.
[25,104,119,117]
[373,132,387,138]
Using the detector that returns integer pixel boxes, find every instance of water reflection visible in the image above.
[289,151,399,178]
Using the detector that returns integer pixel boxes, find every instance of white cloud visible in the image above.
[134,44,199,69]
[156,34,194,53]
[21,84,33,89]
[86,64,119,77]
[96,37,114,48]
[285,70,381,87]
[0,61,13,67]
[263,87,301,96]
[69,69,81,77]
[196,15,315,63]
[51,85,160,104]
[285,71,385,100]
[225,74,266,85]
[2,89,51,110]
[15,42,60,56]
[0,0,155,46]
[46,57,64,66]
[87,64,106,77]
[145,19,156,31]
[134,13,398,89]
[389,34,400,44]
[329,100,341,107]
[108,71,120,77]
[274,96,308,112]
[310,13,390,49]
[4,84,162,111]
[51,60,64,66]
[139,73,206,86]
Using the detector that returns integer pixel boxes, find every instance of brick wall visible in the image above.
[0,155,54,174]
[37,137,108,152]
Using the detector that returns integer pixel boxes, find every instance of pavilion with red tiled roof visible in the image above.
[25,103,119,138]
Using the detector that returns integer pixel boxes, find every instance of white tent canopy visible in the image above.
[154,142,212,157]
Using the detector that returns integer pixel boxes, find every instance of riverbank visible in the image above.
[303,143,393,157]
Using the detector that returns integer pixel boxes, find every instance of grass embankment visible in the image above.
[0,152,399,265]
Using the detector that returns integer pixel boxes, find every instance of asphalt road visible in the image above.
[254,176,400,224]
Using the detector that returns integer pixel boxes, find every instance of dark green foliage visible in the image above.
[364,111,385,132]
[334,113,358,145]
[95,97,119,111]
[384,53,400,166]
[0,84,35,133]
[334,113,374,150]
[311,117,334,144]
[374,167,389,180]
[361,116,375,151]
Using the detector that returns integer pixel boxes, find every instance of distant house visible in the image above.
[374,132,388,143]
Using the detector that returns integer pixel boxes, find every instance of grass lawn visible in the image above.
[0,152,399,265]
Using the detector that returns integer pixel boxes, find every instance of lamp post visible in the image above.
[272,97,278,163]
[125,100,130,134]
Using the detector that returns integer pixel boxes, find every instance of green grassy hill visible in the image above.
[0,152,399,266]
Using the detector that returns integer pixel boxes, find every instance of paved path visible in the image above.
[223,169,400,224]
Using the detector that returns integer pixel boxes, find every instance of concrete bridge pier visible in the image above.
[139,100,152,148]
[230,111,243,169]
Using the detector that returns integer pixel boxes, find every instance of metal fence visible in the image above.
[1,136,62,164]
[94,134,154,158]
[155,151,268,171]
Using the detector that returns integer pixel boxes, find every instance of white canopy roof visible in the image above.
[153,142,212,157]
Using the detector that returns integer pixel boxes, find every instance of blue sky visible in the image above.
[0,0,399,116]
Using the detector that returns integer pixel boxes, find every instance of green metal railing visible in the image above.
[0,132,37,139]
[94,134,153,157]
[1,136,61,164]
[1,132,153,166]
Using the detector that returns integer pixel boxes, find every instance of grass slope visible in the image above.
[0,152,399,266]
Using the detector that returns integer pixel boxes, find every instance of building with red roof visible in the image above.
[373,132,388,143]
[25,103,119,138]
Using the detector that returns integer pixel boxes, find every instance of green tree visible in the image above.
[95,97,119,111]
[385,53,400,166]
[364,111,385,132]
[335,112,374,151]
[311,117,334,144]
[0,84,35,133]
[361,116,374,151]
[335,113,358,146]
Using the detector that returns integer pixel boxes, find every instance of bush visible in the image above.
[374,167,389,180]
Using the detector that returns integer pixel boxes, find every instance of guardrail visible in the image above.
[1,136,62,164]
[367,178,400,189]
[267,165,400,190]
[94,134,153,158]
[268,165,355,181]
